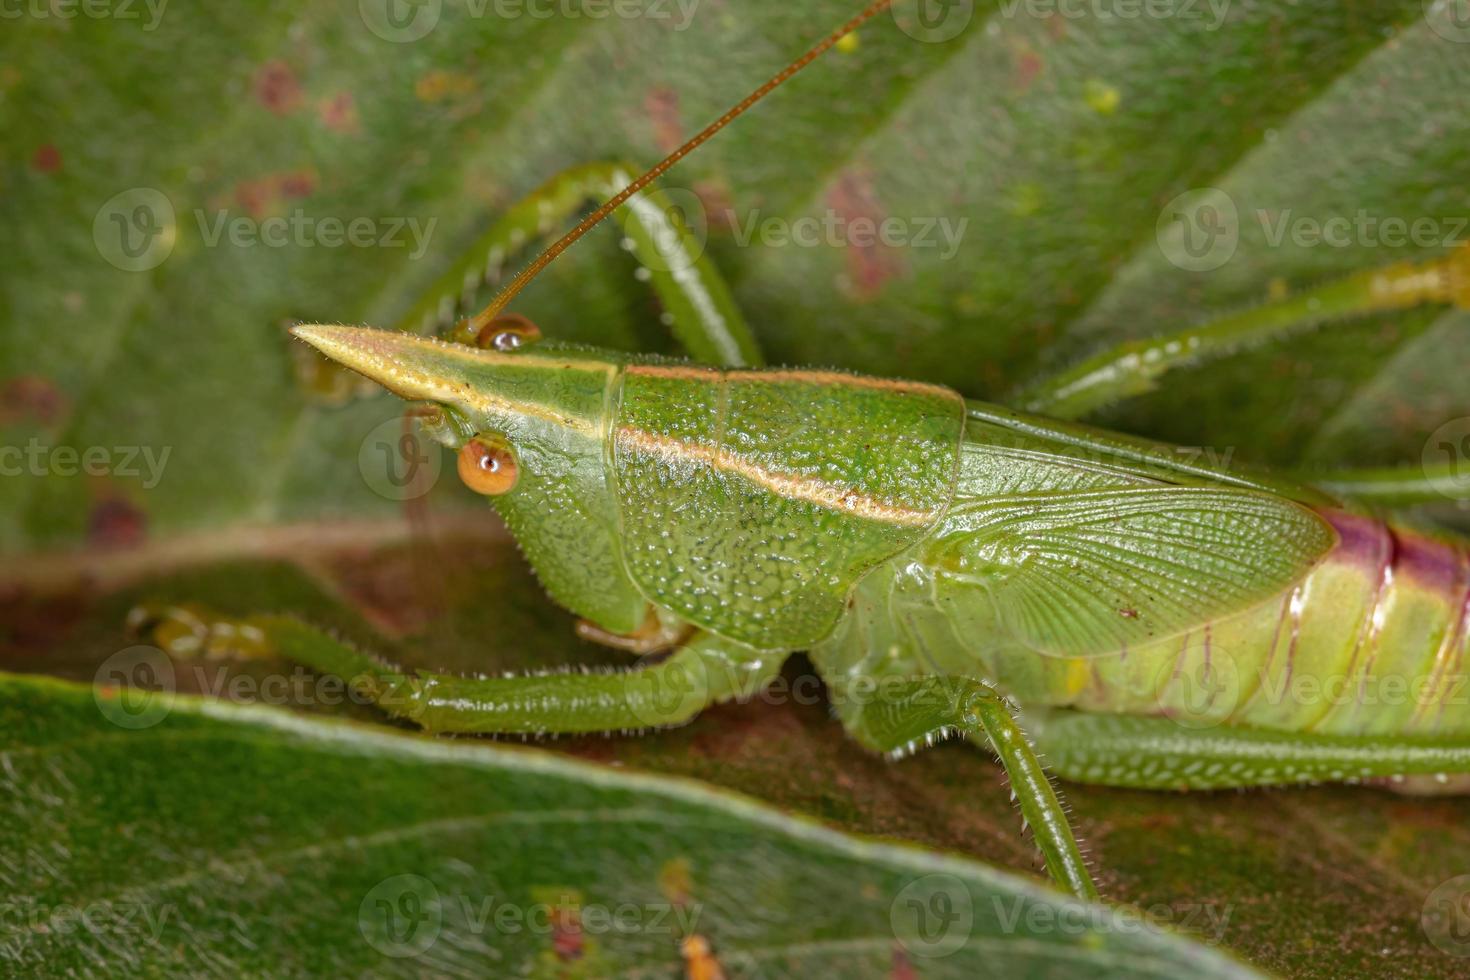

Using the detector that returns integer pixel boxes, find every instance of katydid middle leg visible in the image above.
[834,674,1098,901]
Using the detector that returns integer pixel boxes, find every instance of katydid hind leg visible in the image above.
[1296,462,1470,509]
[392,160,763,367]
[1030,709,1470,792]
[1012,244,1470,421]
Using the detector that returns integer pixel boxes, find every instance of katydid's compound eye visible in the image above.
[457,435,518,495]
[476,313,542,352]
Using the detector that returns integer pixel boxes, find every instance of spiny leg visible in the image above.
[1028,709,1470,791]
[845,675,1097,901]
[133,604,783,736]
[1012,244,1470,421]
[396,160,763,368]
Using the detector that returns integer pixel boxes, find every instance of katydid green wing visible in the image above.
[937,487,1337,659]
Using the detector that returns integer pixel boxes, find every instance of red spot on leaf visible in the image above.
[317,91,359,134]
[232,170,317,217]
[1013,46,1044,92]
[693,180,735,232]
[1,376,66,426]
[550,906,583,961]
[414,70,476,103]
[88,496,147,549]
[826,170,904,299]
[645,86,684,155]
[891,946,918,980]
[32,144,61,173]
[254,60,302,115]
[278,170,316,198]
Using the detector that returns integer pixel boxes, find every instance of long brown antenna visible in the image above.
[466,0,895,334]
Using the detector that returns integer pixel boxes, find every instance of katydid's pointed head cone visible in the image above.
[290,323,620,442]
[290,323,651,636]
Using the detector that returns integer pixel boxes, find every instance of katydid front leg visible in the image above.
[136,605,782,736]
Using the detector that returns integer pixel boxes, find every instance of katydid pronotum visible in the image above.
[135,0,1470,901]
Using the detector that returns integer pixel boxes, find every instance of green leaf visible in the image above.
[0,671,1256,978]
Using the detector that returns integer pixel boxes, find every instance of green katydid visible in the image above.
[134,0,1470,903]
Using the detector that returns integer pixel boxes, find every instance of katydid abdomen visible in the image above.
[812,404,1470,748]
[948,508,1470,738]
